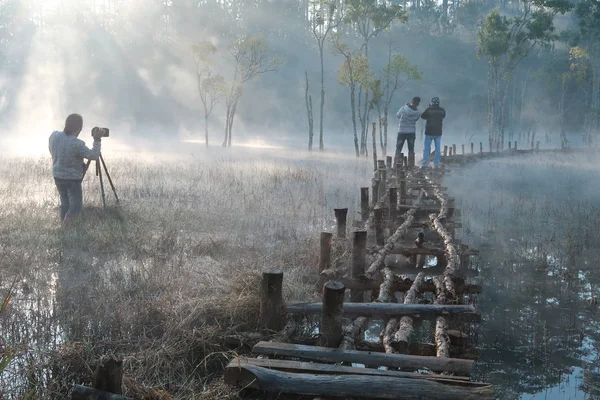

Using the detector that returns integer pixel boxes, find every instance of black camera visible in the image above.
[92,127,110,138]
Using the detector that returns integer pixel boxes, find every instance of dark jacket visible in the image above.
[421,105,446,136]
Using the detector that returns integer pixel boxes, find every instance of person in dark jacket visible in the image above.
[421,97,446,168]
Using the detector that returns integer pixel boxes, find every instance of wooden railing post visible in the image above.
[374,206,384,246]
[320,281,345,347]
[480,142,483,153]
[443,145,448,157]
[372,177,380,205]
[452,144,457,155]
[260,270,284,331]
[360,187,369,222]
[351,231,367,303]
[319,232,333,273]
[514,141,517,150]
[386,156,393,169]
[378,167,387,200]
[461,144,465,155]
[334,208,348,238]
[389,187,398,222]
[471,143,474,154]
[508,141,512,150]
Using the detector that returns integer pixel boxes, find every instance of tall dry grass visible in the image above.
[0,150,371,399]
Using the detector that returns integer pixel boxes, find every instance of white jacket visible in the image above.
[396,104,420,134]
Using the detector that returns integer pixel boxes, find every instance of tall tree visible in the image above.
[343,0,407,155]
[334,42,373,157]
[477,1,571,151]
[223,34,283,147]
[309,0,343,151]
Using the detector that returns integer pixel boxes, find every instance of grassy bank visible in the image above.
[0,151,370,399]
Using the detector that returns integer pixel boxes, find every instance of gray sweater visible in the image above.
[396,104,421,134]
[49,131,101,180]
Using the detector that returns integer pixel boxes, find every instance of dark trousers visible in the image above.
[54,178,83,220]
[395,132,416,162]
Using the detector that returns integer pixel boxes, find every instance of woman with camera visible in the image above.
[49,114,103,225]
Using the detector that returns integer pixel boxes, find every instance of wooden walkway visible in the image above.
[224,143,597,399]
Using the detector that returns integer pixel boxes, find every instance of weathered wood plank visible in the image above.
[225,364,492,399]
[225,358,488,386]
[285,302,480,322]
[252,342,474,375]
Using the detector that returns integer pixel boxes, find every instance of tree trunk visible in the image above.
[306,71,314,151]
[351,85,359,157]
[372,122,378,172]
[319,43,326,151]
[223,104,231,147]
[204,114,209,147]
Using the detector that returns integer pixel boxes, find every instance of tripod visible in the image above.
[82,154,120,218]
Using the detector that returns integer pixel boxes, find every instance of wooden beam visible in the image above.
[285,303,479,321]
[320,274,481,294]
[224,364,494,399]
[225,357,489,387]
[252,342,474,375]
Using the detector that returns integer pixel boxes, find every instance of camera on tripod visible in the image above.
[92,127,110,138]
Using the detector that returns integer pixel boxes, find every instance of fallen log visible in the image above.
[435,317,450,358]
[376,268,397,303]
[285,302,480,321]
[384,262,479,278]
[252,342,474,375]
[391,272,425,353]
[363,190,426,280]
[355,341,481,360]
[339,316,368,351]
[382,318,399,353]
[225,363,494,399]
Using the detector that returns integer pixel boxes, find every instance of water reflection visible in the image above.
[445,153,600,400]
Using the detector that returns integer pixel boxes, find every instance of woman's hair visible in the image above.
[64,114,83,135]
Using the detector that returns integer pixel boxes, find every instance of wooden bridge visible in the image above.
[222,141,596,400]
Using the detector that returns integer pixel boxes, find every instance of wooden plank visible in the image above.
[225,357,489,386]
[225,364,493,399]
[252,342,474,375]
[285,303,480,321]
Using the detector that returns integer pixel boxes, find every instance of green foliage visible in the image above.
[229,34,284,84]
[385,54,422,83]
[343,0,407,45]
[336,48,373,88]
[574,0,600,53]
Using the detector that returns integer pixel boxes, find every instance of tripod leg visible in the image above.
[99,154,120,204]
[97,160,108,219]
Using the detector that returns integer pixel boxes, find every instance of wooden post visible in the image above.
[372,178,380,205]
[399,152,405,167]
[471,143,474,154]
[386,156,393,169]
[351,231,367,303]
[395,163,403,184]
[536,141,540,150]
[378,167,387,199]
[360,188,369,222]
[408,153,415,168]
[514,141,517,150]
[508,141,511,149]
[452,144,456,155]
[377,159,386,170]
[480,142,483,153]
[443,146,448,156]
[374,206,384,246]
[320,281,345,347]
[91,355,123,395]
[403,155,408,168]
[334,208,348,238]
[449,147,453,156]
[319,232,333,273]
[260,270,284,331]
[389,187,398,222]
[400,179,407,200]
[461,144,464,155]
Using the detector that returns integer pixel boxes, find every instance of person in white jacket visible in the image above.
[395,96,421,166]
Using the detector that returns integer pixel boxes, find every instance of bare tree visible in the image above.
[309,0,343,151]
[223,35,283,147]
[305,70,315,151]
[193,41,226,147]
